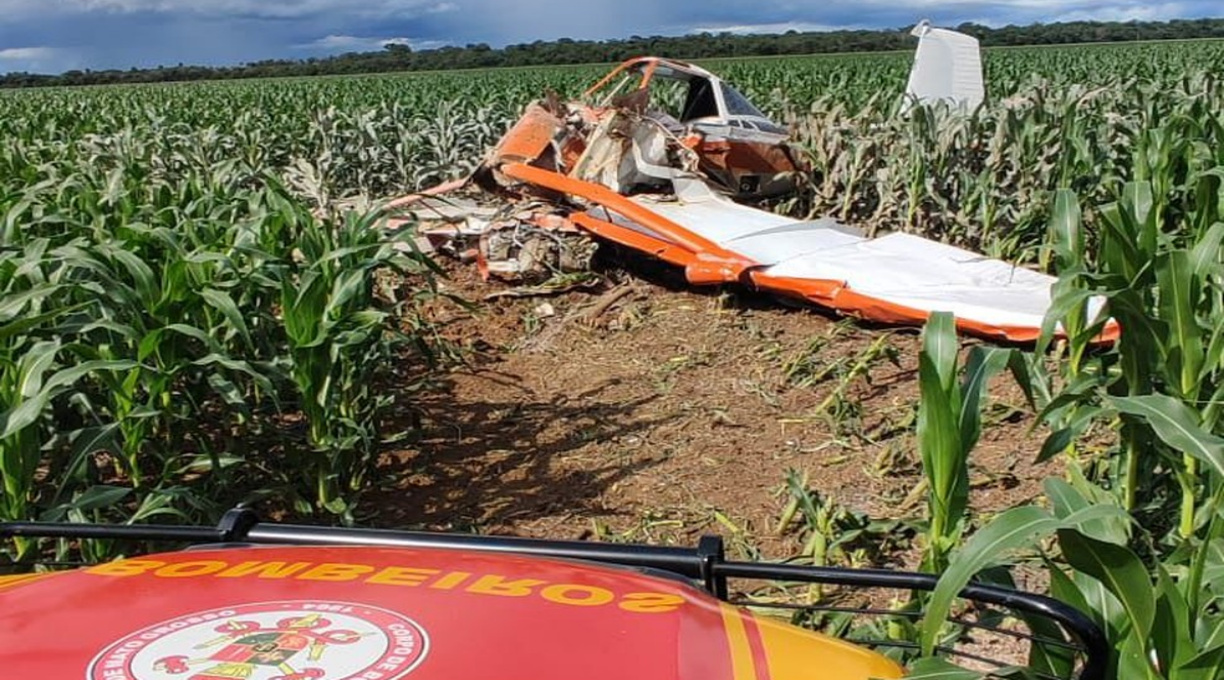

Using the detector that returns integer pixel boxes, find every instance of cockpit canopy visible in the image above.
[583,57,788,138]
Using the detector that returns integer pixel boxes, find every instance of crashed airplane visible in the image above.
[407,24,1116,343]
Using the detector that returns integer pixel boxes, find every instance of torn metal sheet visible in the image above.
[395,195,599,283]
[405,26,1116,343]
[478,216,598,283]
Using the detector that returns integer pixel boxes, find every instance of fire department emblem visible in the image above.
[87,601,428,680]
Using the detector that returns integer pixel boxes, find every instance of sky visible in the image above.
[0,0,1219,74]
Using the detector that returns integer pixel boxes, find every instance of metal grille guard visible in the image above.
[2,508,1108,680]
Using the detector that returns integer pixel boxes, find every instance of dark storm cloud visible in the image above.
[0,0,1219,73]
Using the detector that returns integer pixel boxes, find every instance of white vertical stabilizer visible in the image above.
[904,20,984,111]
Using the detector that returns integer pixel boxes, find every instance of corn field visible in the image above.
[2,39,1223,575]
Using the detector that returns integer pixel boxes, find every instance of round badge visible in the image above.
[87,600,428,680]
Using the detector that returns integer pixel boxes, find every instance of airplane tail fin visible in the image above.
[903,20,985,112]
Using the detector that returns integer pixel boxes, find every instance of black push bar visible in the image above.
[2,508,1108,680]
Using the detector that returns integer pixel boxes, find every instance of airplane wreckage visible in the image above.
[399,22,1117,343]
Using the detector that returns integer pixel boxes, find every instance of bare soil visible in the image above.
[367,252,1060,568]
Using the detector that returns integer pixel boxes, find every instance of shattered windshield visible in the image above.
[720,82,769,119]
[649,76,688,120]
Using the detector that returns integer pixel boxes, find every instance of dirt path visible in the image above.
[369,261,1059,565]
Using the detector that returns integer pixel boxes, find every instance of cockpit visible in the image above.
[582,57,788,139]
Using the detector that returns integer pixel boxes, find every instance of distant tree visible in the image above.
[6,17,1224,88]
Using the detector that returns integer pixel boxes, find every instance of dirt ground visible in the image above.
[367,248,1061,569]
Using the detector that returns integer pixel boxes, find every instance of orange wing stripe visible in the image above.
[499,163,1121,345]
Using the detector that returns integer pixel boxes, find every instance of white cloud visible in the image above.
[0,46,75,74]
[690,21,857,34]
[296,34,448,52]
[689,2,1205,33]
[302,35,411,50]
[1048,6,1185,22]
[0,0,457,20]
[0,46,60,60]
[453,0,665,44]
[826,0,1179,8]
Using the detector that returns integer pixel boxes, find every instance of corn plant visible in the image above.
[923,145,1224,679]
[916,312,1019,572]
[923,417,1224,679]
[1034,180,1224,534]
[5,33,1224,575]
[0,81,454,562]
[774,469,892,573]
[0,339,137,559]
[280,201,440,518]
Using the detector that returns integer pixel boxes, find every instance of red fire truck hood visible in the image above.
[0,544,903,680]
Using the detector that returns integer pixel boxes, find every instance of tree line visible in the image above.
[4,17,1224,88]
